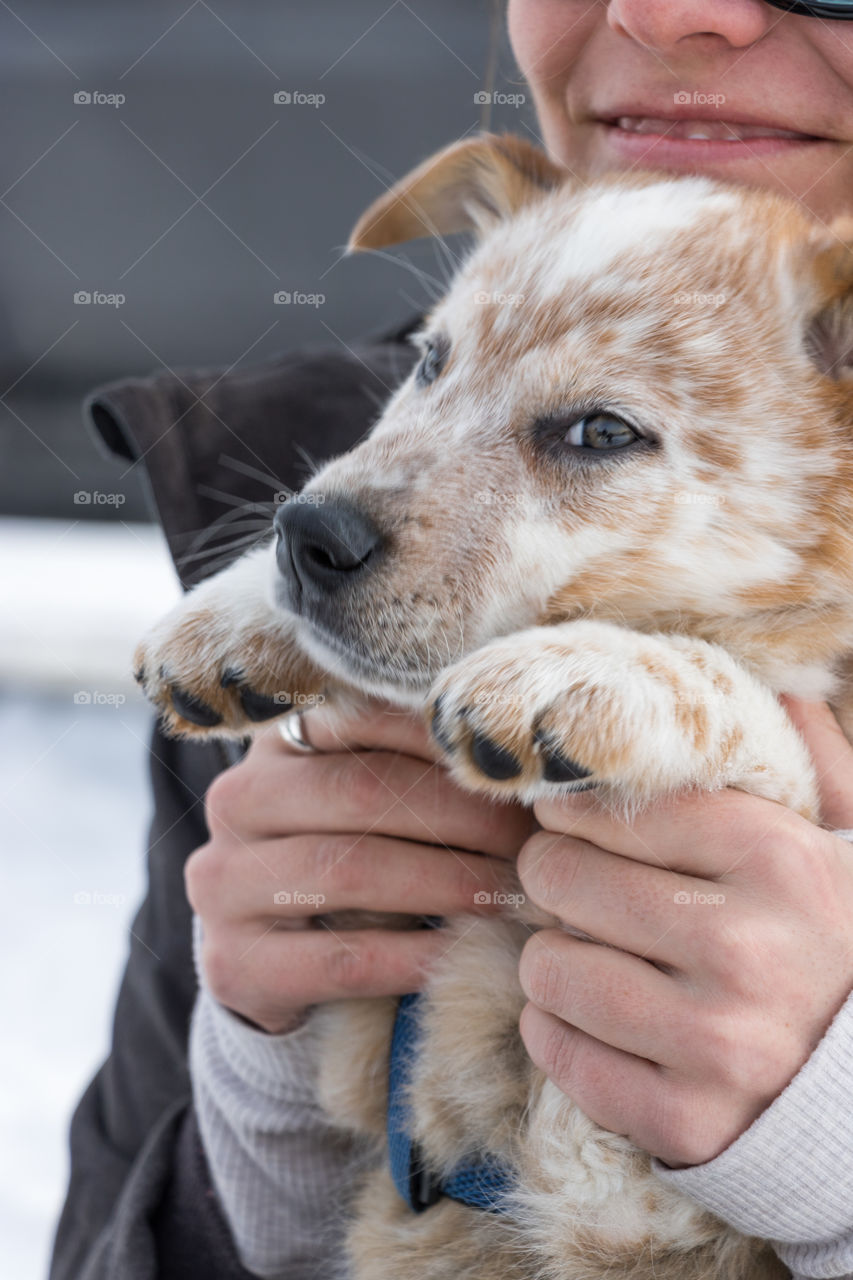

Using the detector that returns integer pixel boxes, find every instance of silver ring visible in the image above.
[278,711,318,754]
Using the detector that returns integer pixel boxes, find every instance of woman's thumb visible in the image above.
[781,696,853,830]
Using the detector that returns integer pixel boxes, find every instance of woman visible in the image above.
[50,3,853,1278]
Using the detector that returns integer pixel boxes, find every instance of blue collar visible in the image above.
[387,989,515,1214]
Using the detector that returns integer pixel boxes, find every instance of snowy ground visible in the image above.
[0,518,180,1280]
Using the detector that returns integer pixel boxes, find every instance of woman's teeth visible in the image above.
[614,116,806,141]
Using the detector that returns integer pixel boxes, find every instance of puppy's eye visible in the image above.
[415,336,449,388]
[565,413,638,450]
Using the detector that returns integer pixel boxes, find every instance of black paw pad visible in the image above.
[470,730,522,780]
[239,687,290,722]
[219,670,289,721]
[169,686,223,727]
[221,670,290,722]
[535,732,593,784]
[430,696,455,752]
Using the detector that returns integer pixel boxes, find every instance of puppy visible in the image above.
[135,134,853,1279]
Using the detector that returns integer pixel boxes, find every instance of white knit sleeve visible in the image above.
[188,917,380,1279]
[652,986,853,1279]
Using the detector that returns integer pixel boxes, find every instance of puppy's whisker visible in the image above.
[176,509,273,564]
[185,538,273,580]
[218,453,292,495]
[429,232,460,291]
[349,245,445,300]
[177,528,272,569]
[194,484,279,514]
[292,442,322,479]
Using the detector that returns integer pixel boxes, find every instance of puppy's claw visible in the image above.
[430,695,455,752]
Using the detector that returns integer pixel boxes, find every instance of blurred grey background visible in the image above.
[0,0,539,523]
[0,5,540,1278]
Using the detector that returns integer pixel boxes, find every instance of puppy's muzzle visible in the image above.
[274,496,385,619]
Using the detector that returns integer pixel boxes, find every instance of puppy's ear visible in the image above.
[803,217,853,380]
[347,133,566,252]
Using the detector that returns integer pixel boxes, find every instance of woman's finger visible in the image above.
[189,832,523,923]
[519,929,689,1065]
[517,830,713,966]
[282,698,441,761]
[204,922,452,1016]
[780,696,853,830]
[210,742,532,858]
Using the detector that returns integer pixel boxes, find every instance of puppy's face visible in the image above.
[275,137,853,700]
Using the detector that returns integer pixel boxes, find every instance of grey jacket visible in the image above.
[47,315,421,1280]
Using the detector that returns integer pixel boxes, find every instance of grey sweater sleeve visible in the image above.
[653,985,853,1280]
[188,918,378,1279]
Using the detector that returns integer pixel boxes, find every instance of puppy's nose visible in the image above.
[275,497,384,601]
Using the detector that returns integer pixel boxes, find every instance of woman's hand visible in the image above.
[188,700,534,1033]
[516,697,853,1167]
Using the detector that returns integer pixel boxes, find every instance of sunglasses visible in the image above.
[766,0,853,14]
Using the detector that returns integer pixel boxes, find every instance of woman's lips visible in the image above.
[597,116,830,165]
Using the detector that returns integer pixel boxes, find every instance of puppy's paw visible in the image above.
[429,635,598,803]
[134,543,327,739]
[428,621,759,805]
[134,614,326,739]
